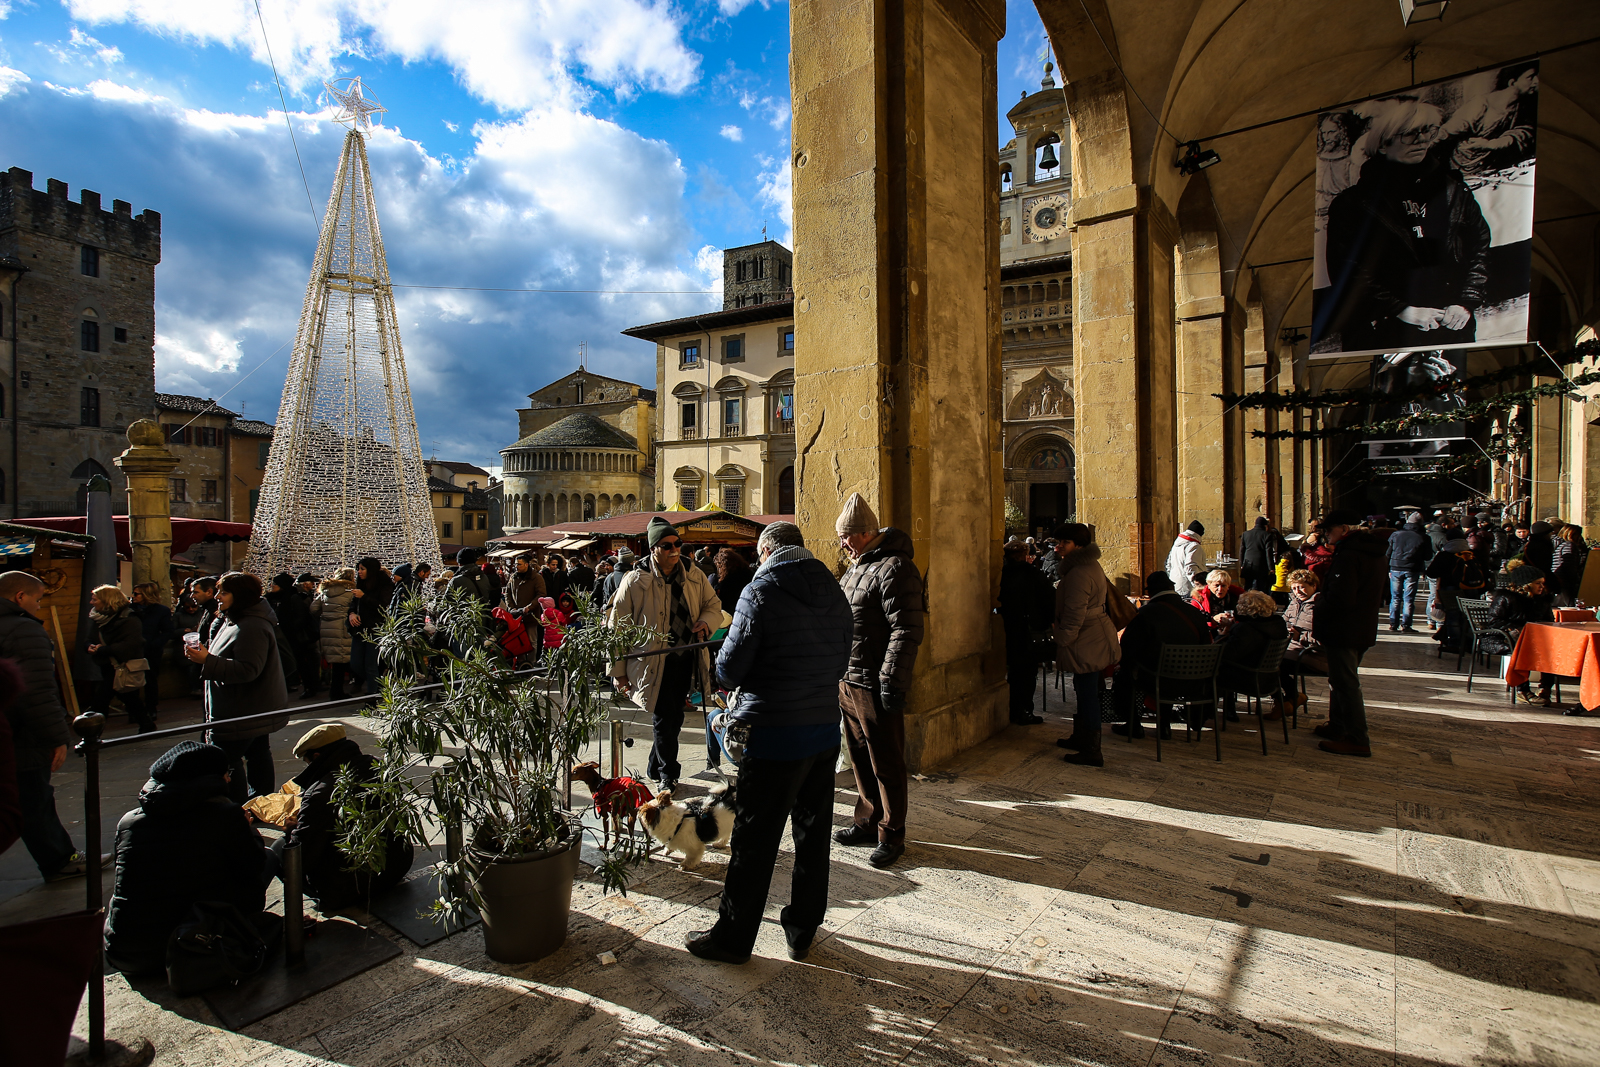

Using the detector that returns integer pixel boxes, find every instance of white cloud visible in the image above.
[694,244,724,294]
[66,0,702,111]
[0,67,29,96]
[0,78,719,460]
[442,119,458,132]
[719,124,742,142]
[738,90,789,130]
[755,153,792,244]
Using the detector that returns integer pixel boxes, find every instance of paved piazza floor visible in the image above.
[8,627,1600,1066]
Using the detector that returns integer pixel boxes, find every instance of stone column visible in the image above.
[792,0,1009,770]
[114,419,178,606]
[1064,69,1179,586]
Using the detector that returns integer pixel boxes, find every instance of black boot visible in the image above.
[1061,709,1103,766]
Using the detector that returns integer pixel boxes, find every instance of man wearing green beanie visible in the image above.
[607,517,723,792]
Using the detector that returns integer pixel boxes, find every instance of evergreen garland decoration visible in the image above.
[1251,371,1600,441]
[1216,338,1600,412]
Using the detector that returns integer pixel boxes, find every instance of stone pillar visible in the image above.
[114,419,178,607]
[792,0,1008,770]
[1065,69,1178,586]
[1174,195,1229,548]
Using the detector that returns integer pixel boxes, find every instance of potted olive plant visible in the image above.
[336,588,654,963]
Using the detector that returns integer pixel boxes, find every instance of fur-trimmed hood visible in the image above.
[1056,542,1104,573]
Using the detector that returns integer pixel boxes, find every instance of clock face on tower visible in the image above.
[1022,194,1070,243]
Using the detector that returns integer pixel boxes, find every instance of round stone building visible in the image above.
[499,412,651,531]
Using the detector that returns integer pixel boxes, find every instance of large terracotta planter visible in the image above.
[470,832,583,963]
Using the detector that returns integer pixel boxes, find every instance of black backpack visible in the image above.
[1457,552,1488,594]
[165,902,281,996]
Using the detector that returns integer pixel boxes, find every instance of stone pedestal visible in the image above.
[791,0,1009,771]
[114,420,178,606]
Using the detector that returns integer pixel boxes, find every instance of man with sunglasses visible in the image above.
[606,517,722,793]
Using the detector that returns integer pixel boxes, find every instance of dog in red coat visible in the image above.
[571,762,654,846]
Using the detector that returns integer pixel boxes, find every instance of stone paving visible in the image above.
[11,628,1600,1065]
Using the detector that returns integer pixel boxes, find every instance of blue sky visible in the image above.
[0,0,1050,470]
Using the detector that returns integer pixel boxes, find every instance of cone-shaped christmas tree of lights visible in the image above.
[245,79,441,577]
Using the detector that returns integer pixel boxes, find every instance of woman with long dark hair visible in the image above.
[183,572,290,803]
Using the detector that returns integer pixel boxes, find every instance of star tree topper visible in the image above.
[325,77,386,133]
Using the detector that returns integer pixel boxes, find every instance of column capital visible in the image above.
[114,419,179,477]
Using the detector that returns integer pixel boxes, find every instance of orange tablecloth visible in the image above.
[1554,607,1598,623]
[1506,621,1600,709]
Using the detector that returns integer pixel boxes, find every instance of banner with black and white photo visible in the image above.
[1363,349,1468,461]
[1311,62,1538,359]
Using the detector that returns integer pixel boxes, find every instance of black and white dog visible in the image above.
[640,783,737,868]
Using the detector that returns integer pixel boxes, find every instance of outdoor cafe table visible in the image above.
[1505,620,1600,710]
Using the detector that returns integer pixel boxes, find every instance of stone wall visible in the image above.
[0,168,159,518]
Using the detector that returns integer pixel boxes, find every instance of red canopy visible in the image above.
[21,516,253,557]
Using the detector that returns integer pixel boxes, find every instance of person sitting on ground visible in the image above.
[1191,569,1242,637]
[1488,565,1559,706]
[104,741,276,976]
[281,723,413,911]
[1099,571,1212,742]
[1219,590,1290,722]
[1280,569,1325,711]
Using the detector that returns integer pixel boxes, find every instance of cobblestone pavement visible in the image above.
[16,628,1600,1066]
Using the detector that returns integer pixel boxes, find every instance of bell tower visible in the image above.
[1000,62,1071,266]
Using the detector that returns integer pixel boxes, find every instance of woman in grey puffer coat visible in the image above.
[184,572,289,804]
[312,568,357,699]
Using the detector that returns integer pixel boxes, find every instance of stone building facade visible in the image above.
[625,246,797,516]
[722,240,793,310]
[499,370,655,532]
[1000,68,1075,534]
[228,417,274,566]
[0,168,160,518]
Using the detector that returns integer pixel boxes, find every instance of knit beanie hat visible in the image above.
[647,516,678,547]
[271,572,296,593]
[1186,521,1205,536]
[149,740,229,783]
[835,492,879,537]
[456,547,478,565]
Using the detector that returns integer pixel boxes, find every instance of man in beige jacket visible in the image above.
[607,516,722,792]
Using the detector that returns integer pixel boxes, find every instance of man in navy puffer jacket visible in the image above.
[685,521,853,965]
[1385,514,1431,633]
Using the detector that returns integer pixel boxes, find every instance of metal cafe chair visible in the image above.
[1131,642,1225,763]
[1221,635,1293,755]
[1457,596,1511,688]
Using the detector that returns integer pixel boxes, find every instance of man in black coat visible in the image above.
[1239,517,1277,592]
[1313,510,1389,757]
[834,493,924,870]
[284,723,413,910]
[1107,572,1213,740]
[104,741,274,975]
[1385,514,1430,633]
[269,572,319,699]
[688,521,853,964]
[998,541,1054,725]
[0,570,100,882]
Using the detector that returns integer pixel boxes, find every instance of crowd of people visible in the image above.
[4,496,1588,977]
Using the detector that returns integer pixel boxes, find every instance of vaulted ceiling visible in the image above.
[1036,0,1600,361]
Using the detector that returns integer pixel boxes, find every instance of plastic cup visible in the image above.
[183,633,202,649]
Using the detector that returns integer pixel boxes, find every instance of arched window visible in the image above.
[1000,163,1013,193]
[1034,132,1062,179]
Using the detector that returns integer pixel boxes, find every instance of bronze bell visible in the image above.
[1037,138,1060,174]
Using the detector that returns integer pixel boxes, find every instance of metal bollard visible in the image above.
[445,822,465,900]
[73,711,107,1060]
[281,842,305,966]
[610,719,624,778]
